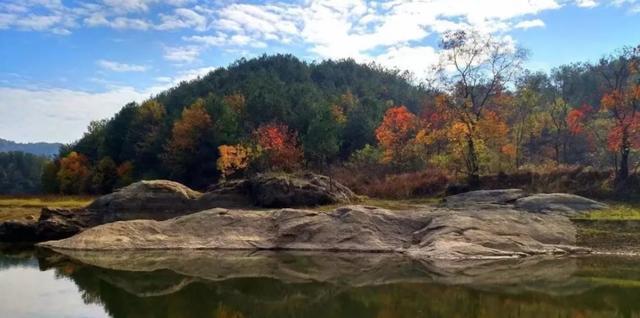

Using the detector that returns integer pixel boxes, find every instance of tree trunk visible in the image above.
[617,130,630,184]
[466,137,480,187]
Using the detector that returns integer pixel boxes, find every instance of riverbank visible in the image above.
[0,196,93,222]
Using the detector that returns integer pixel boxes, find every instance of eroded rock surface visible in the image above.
[443,189,527,208]
[515,193,608,216]
[0,174,356,243]
[40,205,588,259]
[204,173,357,208]
[443,189,607,217]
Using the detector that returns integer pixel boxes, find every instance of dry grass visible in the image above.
[0,196,93,222]
[313,197,440,212]
[577,203,640,220]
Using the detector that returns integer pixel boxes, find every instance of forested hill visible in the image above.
[56,54,429,192]
[0,139,61,157]
[46,42,640,197]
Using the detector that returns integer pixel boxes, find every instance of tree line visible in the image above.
[40,31,640,194]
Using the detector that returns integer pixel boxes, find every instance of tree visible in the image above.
[253,123,303,171]
[436,30,527,185]
[57,151,90,194]
[596,47,640,183]
[41,160,60,193]
[91,157,118,194]
[375,106,420,167]
[217,144,252,179]
[511,72,551,167]
[164,99,215,185]
[122,100,166,177]
[303,104,344,167]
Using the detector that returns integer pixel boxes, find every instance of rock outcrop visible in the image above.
[443,189,527,208]
[87,180,203,222]
[0,174,356,243]
[40,205,588,259]
[514,193,608,216]
[443,189,607,217]
[203,173,357,208]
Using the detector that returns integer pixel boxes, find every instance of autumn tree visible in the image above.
[436,30,527,185]
[164,99,215,185]
[375,106,421,168]
[253,123,303,171]
[511,72,552,167]
[597,46,640,183]
[217,144,252,179]
[57,151,90,194]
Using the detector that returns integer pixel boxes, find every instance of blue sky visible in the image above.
[1,0,639,143]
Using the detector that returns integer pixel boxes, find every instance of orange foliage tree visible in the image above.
[375,106,420,166]
[216,144,252,178]
[598,47,640,182]
[253,123,303,171]
[57,151,90,194]
[164,99,214,179]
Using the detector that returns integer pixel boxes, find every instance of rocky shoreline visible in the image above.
[0,173,615,260]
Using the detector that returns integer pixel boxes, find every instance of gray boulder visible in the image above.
[40,205,588,259]
[515,193,608,216]
[88,180,203,222]
[202,173,357,208]
[249,173,356,207]
[443,189,527,207]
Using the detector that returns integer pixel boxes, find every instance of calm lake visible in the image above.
[1,247,640,318]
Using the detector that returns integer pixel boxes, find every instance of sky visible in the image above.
[1,0,639,143]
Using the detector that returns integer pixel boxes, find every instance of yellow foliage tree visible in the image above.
[217,144,252,178]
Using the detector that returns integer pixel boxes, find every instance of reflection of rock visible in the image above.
[50,249,593,297]
[41,205,588,259]
[5,248,640,318]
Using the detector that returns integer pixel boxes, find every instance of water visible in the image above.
[1,247,640,318]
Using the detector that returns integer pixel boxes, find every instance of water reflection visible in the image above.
[2,245,640,318]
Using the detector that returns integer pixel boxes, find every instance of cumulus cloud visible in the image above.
[163,46,201,63]
[514,19,546,29]
[97,59,148,72]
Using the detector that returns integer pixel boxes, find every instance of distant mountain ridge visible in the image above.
[0,138,61,157]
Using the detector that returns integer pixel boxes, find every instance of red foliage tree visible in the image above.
[254,123,303,171]
[375,106,419,164]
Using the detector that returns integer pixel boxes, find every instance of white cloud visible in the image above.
[97,59,149,72]
[514,19,546,29]
[157,8,207,31]
[575,0,599,8]
[0,86,148,143]
[163,46,201,63]
[0,67,217,143]
[373,45,440,79]
[103,0,150,13]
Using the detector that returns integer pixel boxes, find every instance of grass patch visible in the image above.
[578,203,640,220]
[313,197,441,212]
[0,196,94,222]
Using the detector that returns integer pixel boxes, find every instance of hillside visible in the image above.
[56,54,429,192]
[0,139,61,157]
[44,45,640,198]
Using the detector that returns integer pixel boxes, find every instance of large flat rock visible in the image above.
[515,193,608,216]
[40,205,589,260]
